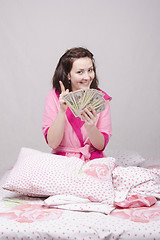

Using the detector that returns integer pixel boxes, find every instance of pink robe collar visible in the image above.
[66,108,85,147]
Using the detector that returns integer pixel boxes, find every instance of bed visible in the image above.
[0,147,160,240]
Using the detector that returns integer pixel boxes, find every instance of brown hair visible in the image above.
[52,47,99,93]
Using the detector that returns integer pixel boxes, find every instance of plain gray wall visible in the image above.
[0,0,160,177]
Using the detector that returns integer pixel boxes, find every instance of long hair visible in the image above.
[52,47,99,93]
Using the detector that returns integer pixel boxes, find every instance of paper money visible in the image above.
[63,89,106,118]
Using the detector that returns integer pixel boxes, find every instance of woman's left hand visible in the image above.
[81,106,97,127]
[81,106,105,150]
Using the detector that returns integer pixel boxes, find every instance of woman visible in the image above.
[42,47,112,161]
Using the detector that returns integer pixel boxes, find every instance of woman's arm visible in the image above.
[47,109,66,149]
[47,81,69,149]
[81,106,105,150]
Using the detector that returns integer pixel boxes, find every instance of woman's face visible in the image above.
[68,57,95,91]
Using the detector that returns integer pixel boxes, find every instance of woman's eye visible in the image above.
[88,68,94,72]
[77,71,83,74]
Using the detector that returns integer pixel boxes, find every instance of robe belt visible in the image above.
[55,145,91,161]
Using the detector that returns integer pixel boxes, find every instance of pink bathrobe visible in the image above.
[42,89,112,161]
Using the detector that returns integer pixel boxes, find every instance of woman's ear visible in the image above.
[68,73,71,80]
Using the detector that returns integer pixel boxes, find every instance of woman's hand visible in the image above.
[81,106,97,127]
[81,106,105,150]
[59,81,69,112]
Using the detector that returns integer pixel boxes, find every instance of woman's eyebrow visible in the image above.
[76,66,93,71]
[79,66,93,69]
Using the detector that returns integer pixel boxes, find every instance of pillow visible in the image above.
[139,158,160,168]
[3,147,116,204]
[105,149,145,167]
[112,166,160,202]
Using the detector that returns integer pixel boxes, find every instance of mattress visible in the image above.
[0,150,160,240]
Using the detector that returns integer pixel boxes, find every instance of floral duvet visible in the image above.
[0,157,160,240]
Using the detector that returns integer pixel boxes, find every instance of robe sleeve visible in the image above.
[95,89,112,150]
[42,89,59,143]
[96,100,112,150]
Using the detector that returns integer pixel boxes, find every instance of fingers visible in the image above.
[59,81,66,93]
[59,81,69,112]
[82,109,92,119]
[59,81,69,95]
[81,107,97,125]
[82,107,96,118]
[89,106,97,117]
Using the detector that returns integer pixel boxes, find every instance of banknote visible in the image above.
[63,89,106,118]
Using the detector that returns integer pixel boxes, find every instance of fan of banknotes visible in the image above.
[63,89,106,118]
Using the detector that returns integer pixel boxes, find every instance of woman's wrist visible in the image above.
[84,122,96,131]
[58,107,66,116]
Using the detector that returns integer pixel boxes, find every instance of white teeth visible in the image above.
[80,81,88,84]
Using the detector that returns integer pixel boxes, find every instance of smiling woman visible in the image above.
[52,47,99,93]
[42,47,112,161]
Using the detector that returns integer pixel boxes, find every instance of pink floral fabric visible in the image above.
[1,158,160,240]
[111,201,160,223]
[114,194,157,208]
[0,203,63,223]
[81,158,116,181]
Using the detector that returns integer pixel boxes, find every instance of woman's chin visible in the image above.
[79,85,90,91]
[72,84,91,91]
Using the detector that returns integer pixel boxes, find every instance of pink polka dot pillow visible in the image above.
[3,147,116,204]
[105,149,145,167]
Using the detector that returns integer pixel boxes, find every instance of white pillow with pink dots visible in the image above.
[105,149,145,167]
[3,147,116,204]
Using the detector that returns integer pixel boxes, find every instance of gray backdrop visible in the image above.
[0,0,160,177]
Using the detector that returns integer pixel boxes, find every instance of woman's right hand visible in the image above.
[59,81,69,112]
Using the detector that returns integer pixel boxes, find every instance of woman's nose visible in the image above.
[83,71,90,79]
